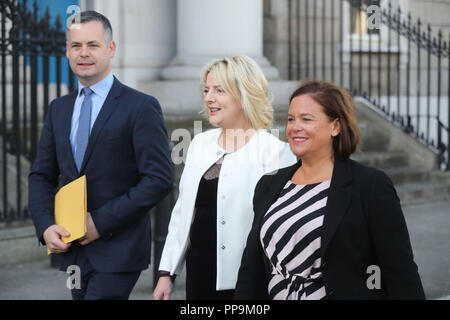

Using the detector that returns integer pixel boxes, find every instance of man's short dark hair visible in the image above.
[67,10,113,43]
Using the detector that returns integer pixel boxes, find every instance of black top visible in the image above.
[190,175,219,251]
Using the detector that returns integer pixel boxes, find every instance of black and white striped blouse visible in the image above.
[260,179,330,300]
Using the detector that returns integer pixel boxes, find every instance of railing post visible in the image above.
[313,0,317,79]
[30,3,38,162]
[368,1,372,98]
[378,5,382,106]
[396,6,401,123]
[42,11,50,120]
[69,63,75,92]
[358,0,363,95]
[287,0,292,80]
[447,30,450,170]
[426,24,432,145]
[305,0,310,78]
[387,1,392,115]
[322,0,326,80]
[55,17,62,98]
[12,17,21,220]
[331,0,335,83]
[416,19,422,138]
[1,0,8,220]
[29,0,39,164]
[296,0,301,80]
[436,30,442,153]
[349,2,353,92]
[339,0,343,86]
[22,41,28,159]
[406,12,412,133]
[437,121,442,166]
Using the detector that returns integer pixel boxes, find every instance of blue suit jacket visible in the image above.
[29,77,174,272]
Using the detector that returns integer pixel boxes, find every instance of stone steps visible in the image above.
[396,181,450,206]
[354,152,449,205]
[360,163,449,206]
[351,151,410,169]
[353,99,450,206]
[384,167,431,185]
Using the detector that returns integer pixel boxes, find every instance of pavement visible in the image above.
[0,254,187,300]
[0,200,449,300]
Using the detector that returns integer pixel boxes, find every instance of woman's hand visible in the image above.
[153,276,173,300]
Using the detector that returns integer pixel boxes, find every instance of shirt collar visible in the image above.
[77,72,114,98]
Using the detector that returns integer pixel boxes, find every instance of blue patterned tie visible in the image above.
[75,87,93,172]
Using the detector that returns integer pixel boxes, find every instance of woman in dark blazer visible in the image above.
[234,80,425,300]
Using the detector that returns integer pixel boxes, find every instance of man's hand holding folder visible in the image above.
[45,175,91,254]
[44,225,72,254]
[45,212,100,253]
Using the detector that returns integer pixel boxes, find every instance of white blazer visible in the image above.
[159,128,297,290]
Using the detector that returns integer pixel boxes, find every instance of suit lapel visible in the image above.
[63,90,79,174]
[321,158,353,257]
[79,77,122,172]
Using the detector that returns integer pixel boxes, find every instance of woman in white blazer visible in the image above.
[153,55,296,300]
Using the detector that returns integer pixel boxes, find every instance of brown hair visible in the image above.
[289,80,360,160]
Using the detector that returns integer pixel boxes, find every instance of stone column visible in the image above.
[161,0,279,80]
[92,0,176,88]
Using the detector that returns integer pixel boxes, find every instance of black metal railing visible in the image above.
[287,0,450,170]
[1,0,75,222]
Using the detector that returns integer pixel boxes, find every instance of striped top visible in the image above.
[260,179,330,300]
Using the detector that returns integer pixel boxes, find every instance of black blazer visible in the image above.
[29,77,174,273]
[235,157,425,300]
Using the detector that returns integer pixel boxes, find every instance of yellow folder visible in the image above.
[47,175,87,255]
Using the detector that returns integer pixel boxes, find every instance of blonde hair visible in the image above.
[200,55,273,130]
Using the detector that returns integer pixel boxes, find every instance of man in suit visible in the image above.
[28,11,173,300]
